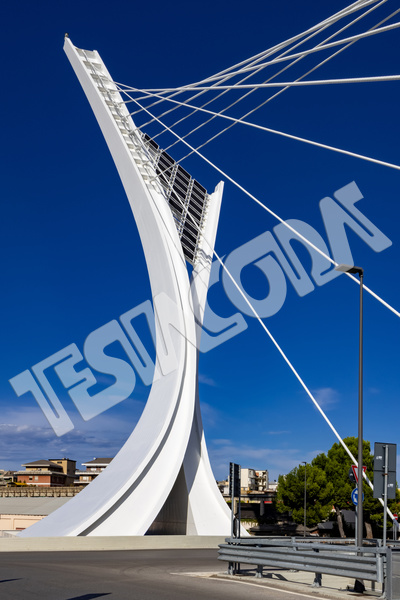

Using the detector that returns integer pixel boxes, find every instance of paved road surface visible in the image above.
[0,548,322,600]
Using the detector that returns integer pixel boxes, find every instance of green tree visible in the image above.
[277,463,333,528]
[313,437,370,536]
[277,437,400,538]
[314,437,390,538]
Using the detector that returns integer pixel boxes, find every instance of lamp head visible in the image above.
[335,264,364,277]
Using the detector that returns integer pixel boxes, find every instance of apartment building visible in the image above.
[75,458,113,485]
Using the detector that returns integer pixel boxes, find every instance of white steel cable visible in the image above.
[141,75,400,92]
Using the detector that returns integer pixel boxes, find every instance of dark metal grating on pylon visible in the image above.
[142,133,209,265]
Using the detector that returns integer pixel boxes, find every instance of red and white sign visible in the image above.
[393,514,398,521]
[351,465,367,482]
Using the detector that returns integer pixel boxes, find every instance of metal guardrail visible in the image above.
[218,538,400,599]
[218,537,384,584]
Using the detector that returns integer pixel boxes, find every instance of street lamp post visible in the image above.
[335,263,364,551]
[302,461,307,537]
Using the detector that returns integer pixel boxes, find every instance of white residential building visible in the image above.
[227,468,269,493]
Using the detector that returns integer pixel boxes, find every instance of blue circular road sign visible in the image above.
[351,488,364,505]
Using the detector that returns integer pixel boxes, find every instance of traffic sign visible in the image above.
[373,442,397,499]
[229,462,241,498]
[351,465,367,483]
[351,488,364,506]
[348,468,356,484]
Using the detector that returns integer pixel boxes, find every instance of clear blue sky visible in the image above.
[1,0,399,482]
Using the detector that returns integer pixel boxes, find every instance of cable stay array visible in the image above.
[102,0,400,315]
[120,0,398,169]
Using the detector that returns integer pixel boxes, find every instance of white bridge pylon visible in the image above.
[20,38,232,536]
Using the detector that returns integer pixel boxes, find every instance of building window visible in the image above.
[34,476,38,481]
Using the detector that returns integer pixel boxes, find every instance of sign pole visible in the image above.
[238,482,241,539]
[383,445,388,547]
[357,269,364,551]
[373,441,397,542]
[229,462,241,539]
[355,505,358,544]
[230,475,235,540]
[230,463,235,539]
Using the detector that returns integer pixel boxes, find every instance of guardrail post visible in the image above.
[311,573,322,587]
[384,547,392,600]
[256,565,263,579]
[377,548,384,584]
[311,547,322,587]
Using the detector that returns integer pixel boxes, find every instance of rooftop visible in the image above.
[82,458,113,466]
[0,497,72,516]
[21,460,62,469]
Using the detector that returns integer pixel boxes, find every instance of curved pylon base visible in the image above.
[19,38,232,538]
